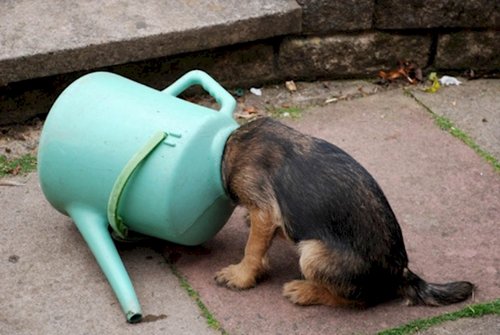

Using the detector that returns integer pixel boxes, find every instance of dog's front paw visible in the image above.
[214,263,257,290]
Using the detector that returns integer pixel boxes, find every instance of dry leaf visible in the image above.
[234,112,255,120]
[243,106,258,114]
[378,61,422,84]
[11,165,21,176]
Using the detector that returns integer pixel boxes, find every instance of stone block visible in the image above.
[279,33,432,79]
[374,0,500,29]
[435,30,500,70]
[0,0,301,85]
[0,42,276,125]
[296,0,374,33]
[111,42,278,90]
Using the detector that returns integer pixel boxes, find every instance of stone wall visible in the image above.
[278,0,499,81]
[118,0,499,87]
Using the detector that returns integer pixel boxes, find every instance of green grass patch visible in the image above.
[378,299,500,335]
[433,114,500,172]
[0,154,37,177]
[169,264,228,334]
[407,90,500,173]
[269,106,303,120]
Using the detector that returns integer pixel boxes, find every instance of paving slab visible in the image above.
[411,79,500,161]
[172,88,500,335]
[0,174,217,335]
[1,79,499,335]
[0,0,301,85]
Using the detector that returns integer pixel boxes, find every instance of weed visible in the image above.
[378,299,500,335]
[433,114,500,172]
[0,154,37,177]
[407,91,500,173]
[169,264,228,334]
[269,106,303,120]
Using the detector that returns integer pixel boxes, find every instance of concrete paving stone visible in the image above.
[416,314,500,335]
[172,88,500,335]
[0,0,301,85]
[0,174,218,335]
[411,79,500,161]
[1,79,499,335]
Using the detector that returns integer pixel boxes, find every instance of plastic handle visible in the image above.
[162,70,236,118]
[108,131,167,239]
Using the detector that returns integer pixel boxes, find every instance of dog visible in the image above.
[215,117,474,307]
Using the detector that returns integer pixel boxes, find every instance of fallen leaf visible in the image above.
[325,97,338,104]
[243,106,258,114]
[425,72,441,93]
[378,61,422,84]
[11,165,21,176]
[234,112,256,120]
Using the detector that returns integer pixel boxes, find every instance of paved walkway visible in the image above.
[1,79,498,334]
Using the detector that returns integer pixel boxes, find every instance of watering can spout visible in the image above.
[67,205,142,323]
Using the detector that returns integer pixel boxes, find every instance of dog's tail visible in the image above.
[400,268,475,306]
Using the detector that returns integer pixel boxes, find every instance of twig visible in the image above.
[0,180,25,187]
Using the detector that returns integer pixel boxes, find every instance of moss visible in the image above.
[0,154,37,177]
[169,264,228,334]
[379,299,500,335]
[269,106,303,120]
[407,90,500,173]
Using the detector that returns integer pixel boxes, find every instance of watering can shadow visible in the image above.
[38,70,239,323]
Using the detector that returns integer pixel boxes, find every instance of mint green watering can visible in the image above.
[38,70,239,323]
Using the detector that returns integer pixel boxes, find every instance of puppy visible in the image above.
[215,117,474,307]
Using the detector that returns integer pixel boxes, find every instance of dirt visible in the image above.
[0,118,43,160]
[189,79,385,123]
[0,79,390,161]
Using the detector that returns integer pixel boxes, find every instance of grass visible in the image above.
[0,154,37,177]
[378,299,500,335]
[169,264,228,334]
[433,115,500,172]
[406,90,500,173]
[269,106,303,120]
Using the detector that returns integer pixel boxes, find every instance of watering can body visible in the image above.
[38,70,239,322]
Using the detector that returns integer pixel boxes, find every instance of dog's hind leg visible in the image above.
[283,240,355,306]
[215,207,277,289]
[283,280,348,306]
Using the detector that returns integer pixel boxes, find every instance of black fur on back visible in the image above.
[222,117,474,306]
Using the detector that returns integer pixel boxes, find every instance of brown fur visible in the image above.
[215,117,474,307]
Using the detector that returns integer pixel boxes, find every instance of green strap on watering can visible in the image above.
[107,131,167,239]
[108,70,235,239]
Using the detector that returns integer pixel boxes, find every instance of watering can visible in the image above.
[38,70,239,323]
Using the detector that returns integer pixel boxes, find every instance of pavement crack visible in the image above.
[405,89,500,173]
[166,260,229,335]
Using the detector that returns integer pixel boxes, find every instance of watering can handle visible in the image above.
[108,131,167,239]
[162,70,237,118]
